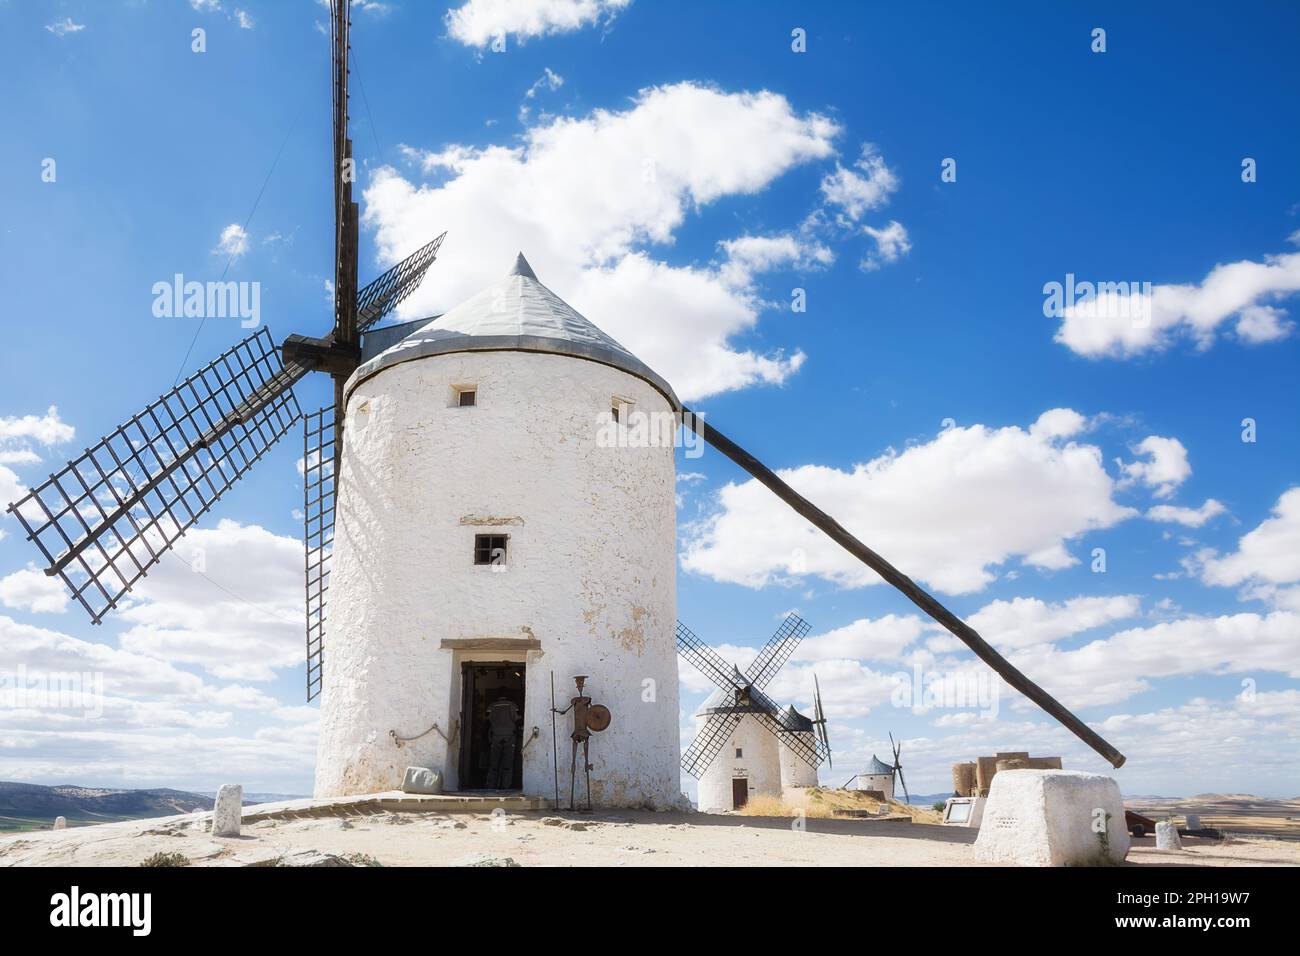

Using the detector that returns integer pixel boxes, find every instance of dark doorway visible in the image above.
[732,778,749,810]
[459,662,526,791]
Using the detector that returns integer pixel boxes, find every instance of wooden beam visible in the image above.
[681,408,1126,769]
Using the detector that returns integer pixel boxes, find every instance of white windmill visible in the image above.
[679,615,833,812]
[315,253,682,804]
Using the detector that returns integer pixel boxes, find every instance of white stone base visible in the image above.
[212,783,243,838]
[974,769,1130,866]
[1155,820,1183,850]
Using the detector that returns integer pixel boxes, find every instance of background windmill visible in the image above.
[680,614,835,810]
[4,0,443,703]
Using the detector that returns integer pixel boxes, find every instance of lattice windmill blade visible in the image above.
[890,732,911,805]
[676,620,747,695]
[356,232,446,333]
[303,407,336,702]
[5,328,303,623]
[680,711,741,778]
[812,673,832,770]
[743,613,810,691]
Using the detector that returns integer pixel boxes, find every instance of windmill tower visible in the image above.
[314,254,681,804]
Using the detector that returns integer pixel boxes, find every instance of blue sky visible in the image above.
[1,0,1297,799]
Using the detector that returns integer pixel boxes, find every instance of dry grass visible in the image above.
[735,787,943,823]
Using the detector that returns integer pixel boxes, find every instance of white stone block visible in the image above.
[212,783,243,838]
[401,766,442,794]
[53,816,67,830]
[974,769,1130,866]
[1155,820,1183,850]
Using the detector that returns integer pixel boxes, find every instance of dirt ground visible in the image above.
[2,806,1298,867]
[1126,794,1300,843]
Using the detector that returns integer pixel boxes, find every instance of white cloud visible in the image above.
[0,566,70,615]
[0,406,75,447]
[234,8,254,29]
[682,409,1138,595]
[1200,487,1300,589]
[113,520,304,682]
[1010,610,1300,708]
[1145,498,1226,528]
[0,407,75,519]
[1118,435,1190,498]
[45,18,86,37]
[861,219,910,270]
[819,144,899,221]
[792,614,928,663]
[966,594,1141,651]
[717,233,833,288]
[366,82,840,400]
[0,467,23,511]
[526,67,565,98]
[213,223,250,259]
[1055,250,1300,358]
[446,0,632,48]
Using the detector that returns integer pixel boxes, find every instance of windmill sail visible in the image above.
[743,612,810,690]
[680,409,1127,769]
[6,328,301,623]
[303,406,336,702]
[356,232,446,332]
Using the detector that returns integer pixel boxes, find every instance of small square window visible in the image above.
[474,534,508,566]
[735,748,743,759]
[458,388,477,407]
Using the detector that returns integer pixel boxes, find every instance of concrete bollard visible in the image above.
[53,816,67,830]
[212,783,243,837]
[1155,820,1183,850]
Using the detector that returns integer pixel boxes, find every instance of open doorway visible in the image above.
[458,662,526,791]
[732,778,749,810]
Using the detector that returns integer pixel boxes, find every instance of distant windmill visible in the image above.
[680,615,834,811]
[890,732,911,806]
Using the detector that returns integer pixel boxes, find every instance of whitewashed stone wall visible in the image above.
[315,350,680,808]
[696,716,782,812]
[851,772,895,800]
[778,731,820,790]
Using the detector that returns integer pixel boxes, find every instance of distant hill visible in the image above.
[0,781,215,831]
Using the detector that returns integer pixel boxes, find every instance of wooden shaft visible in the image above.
[682,408,1126,769]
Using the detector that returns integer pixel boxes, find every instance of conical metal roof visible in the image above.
[864,755,896,776]
[348,253,678,407]
[780,704,814,733]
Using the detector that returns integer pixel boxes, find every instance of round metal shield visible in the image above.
[586,704,612,732]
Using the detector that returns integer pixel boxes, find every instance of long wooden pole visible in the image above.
[681,409,1126,769]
